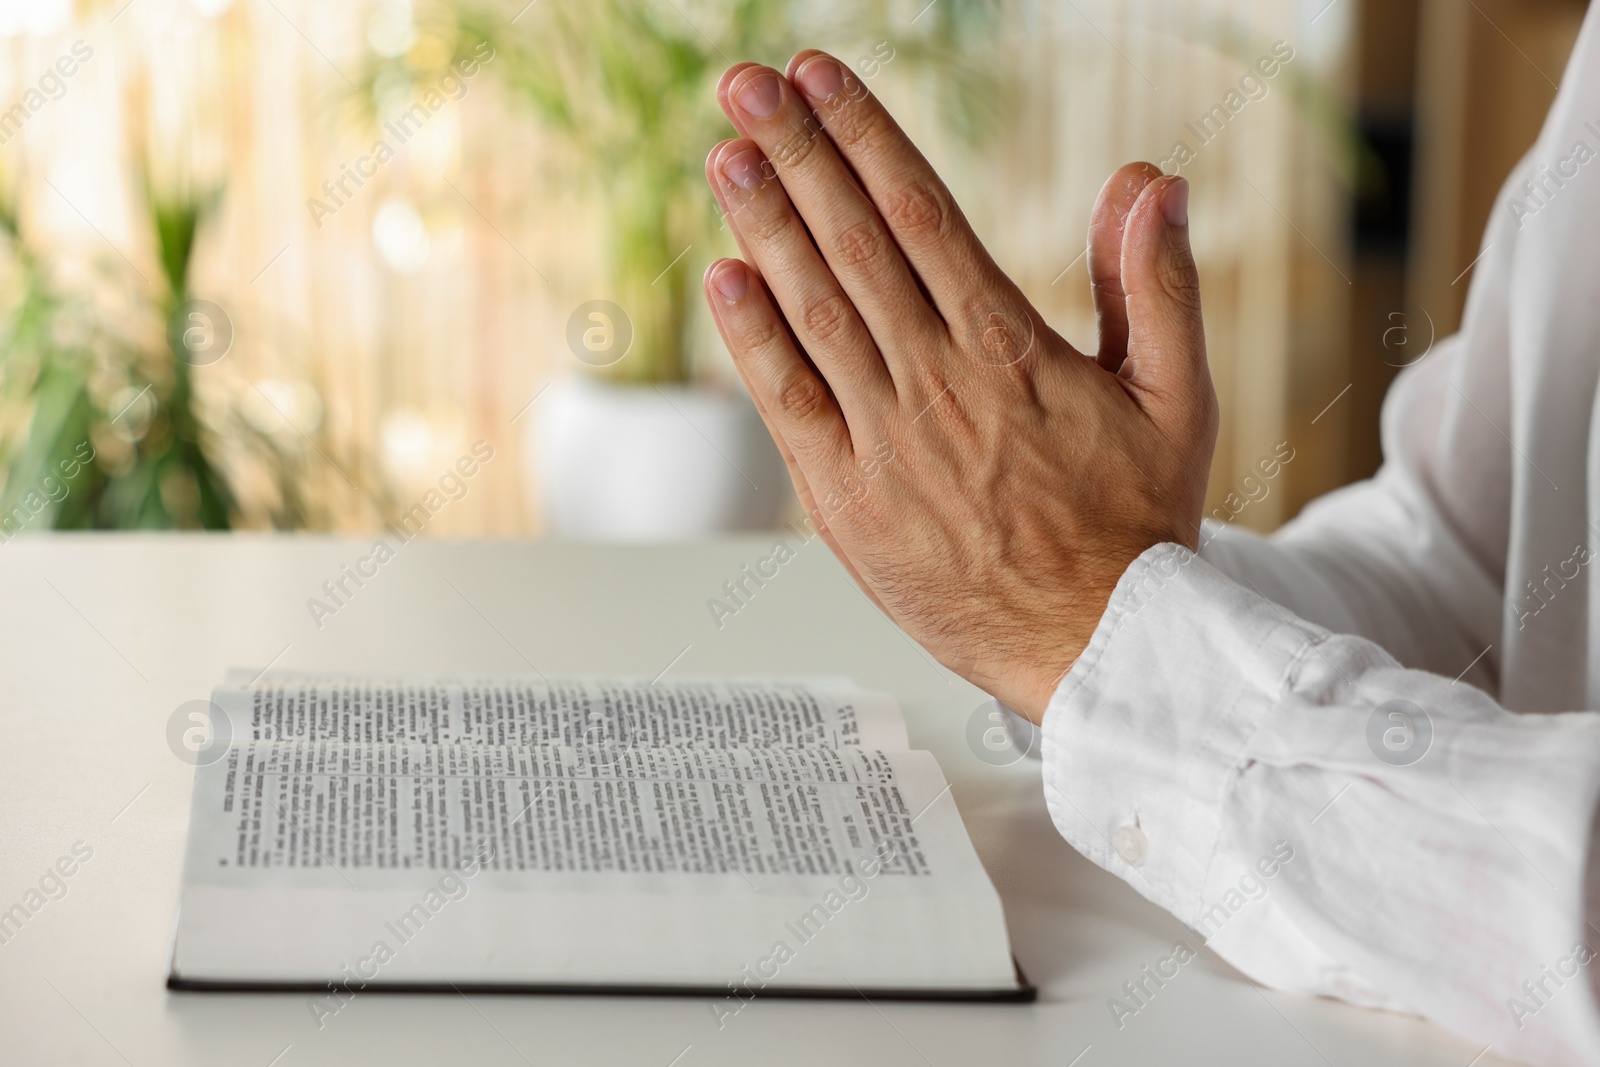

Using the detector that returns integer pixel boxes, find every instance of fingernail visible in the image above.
[712,261,748,302]
[1162,178,1189,227]
[723,149,766,191]
[735,70,781,119]
[794,57,844,102]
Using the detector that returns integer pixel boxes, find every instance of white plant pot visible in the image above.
[528,375,789,540]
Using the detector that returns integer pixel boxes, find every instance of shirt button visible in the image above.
[1113,824,1147,867]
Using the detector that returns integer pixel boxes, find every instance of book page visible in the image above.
[172,740,1019,993]
[210,675,907,751]
[187,741,934,879]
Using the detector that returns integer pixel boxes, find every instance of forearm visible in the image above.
[1197,485,1501,686]
[1044,543,1600,1065]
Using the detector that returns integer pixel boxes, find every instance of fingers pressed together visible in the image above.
[701,51,1207,468]
[705,52,1028,441]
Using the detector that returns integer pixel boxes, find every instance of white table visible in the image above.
[0,535,1510,1066]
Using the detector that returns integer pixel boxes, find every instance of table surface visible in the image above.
[0,534,1512,1067]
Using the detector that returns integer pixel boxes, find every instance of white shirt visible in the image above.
[1042,7,1600,1065]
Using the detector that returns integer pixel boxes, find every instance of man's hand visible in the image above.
[701,51,1218,724]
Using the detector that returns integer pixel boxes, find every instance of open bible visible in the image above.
[168,674,1032,1001]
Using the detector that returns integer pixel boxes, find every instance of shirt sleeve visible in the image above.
[1042,542,1600,1066]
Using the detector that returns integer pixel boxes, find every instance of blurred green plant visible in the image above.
[0,173,316,534]
[364,0,1013,385]
[0,183,232,532]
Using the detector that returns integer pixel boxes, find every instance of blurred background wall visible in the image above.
[0,0,1588,541]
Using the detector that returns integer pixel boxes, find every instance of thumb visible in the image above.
[1119,175,1210,416]
[1087,161,1163,374]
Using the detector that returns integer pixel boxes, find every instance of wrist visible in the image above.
[995,609,1103,727]
[992,537,1175,725]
